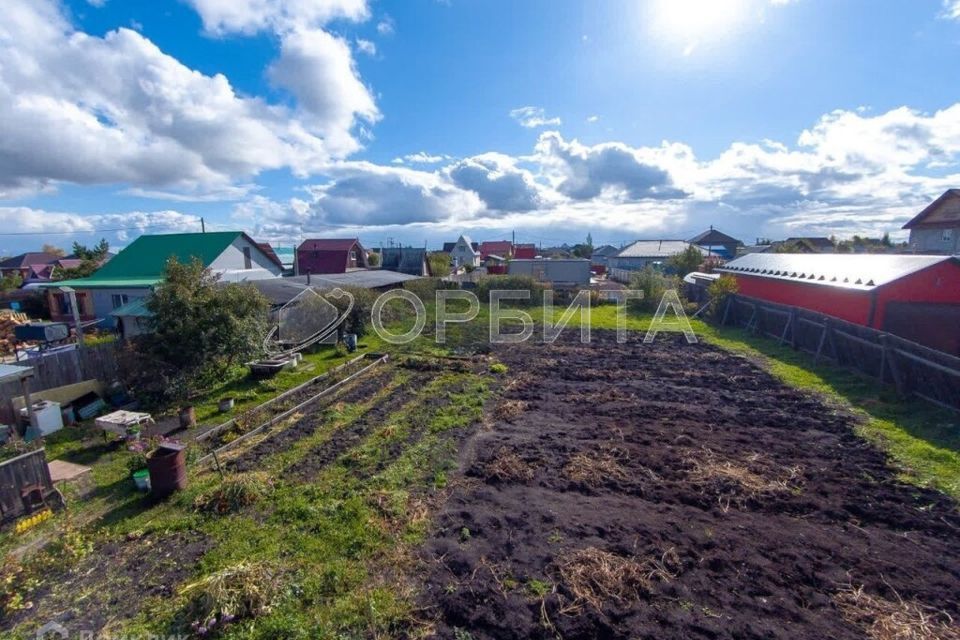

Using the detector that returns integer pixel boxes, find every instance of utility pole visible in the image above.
[201,217,206,233]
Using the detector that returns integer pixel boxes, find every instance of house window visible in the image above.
[57,294,72,316]
[243,246,253,270]
[350,250,357,262]
[111,294,129,309]
[943,229,954,243]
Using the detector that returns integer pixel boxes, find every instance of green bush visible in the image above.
[707,274,739,318]
[628,267,680,312]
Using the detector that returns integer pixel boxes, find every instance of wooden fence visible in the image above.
[0,448,53,523]
[0,343,121,424]
[720,294,960,412]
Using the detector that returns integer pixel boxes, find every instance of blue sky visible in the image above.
[1,0,960,254]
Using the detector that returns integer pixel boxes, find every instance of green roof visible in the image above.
[90,231,243,280]
[39,232,244,289]
[46,277,160,289]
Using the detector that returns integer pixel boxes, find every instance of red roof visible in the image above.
[479,240,513,259]
[298,238,362,251]
[513,243,536,259]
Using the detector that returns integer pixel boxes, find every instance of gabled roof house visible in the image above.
[902,189,960,255]
[43,231,283,328]
[296,239,368,275]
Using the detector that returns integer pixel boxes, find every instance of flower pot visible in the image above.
[218,398,235,413]
[132,469,151,491]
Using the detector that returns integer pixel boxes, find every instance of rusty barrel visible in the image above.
[147,443,187,498]
[179,406,196,429]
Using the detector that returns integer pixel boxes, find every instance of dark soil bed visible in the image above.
[4,531,210,636]
[415,331,960,640]
[226,366,396,473]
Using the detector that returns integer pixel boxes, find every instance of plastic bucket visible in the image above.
[344,333,357,353]
[132,469,151,492]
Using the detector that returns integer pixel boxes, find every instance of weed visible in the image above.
[489,362,509,375]
[835,585,960,640]
[527,579,552,598]
[459,527,472,543]
[179,562,282,633]
[193,472,273,515]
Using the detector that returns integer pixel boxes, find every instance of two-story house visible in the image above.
[903,189,960,254]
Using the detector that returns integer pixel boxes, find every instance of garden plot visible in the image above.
[416,331,960,640]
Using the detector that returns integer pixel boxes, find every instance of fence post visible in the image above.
[814,318,829,366]
[880,334,905,398]
[721,295,732,326]
[789,307,799,350]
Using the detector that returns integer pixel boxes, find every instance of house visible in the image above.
[719,253,960,355]
[589,245,619,272]
[902,189,960,254]
[479,240,513,260]
[443,240,479,254]
[380,247,432,276]
[780,237,836,253]
[43,231,284,328]
[608,240,712,272]
[688,227,743,260]
[508,258,591,286]
[296,239,368,275]
[0,253,112,285]
[513,243,537,259]
[450,235,481,268]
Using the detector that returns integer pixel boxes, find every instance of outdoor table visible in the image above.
[95,410,155,440]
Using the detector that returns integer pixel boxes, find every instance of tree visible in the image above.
[0,272,23,292]
[130,258,269,407]
[53,239,110,281]
[666,245,704,276]
[71,239,110,261]
[42,244,65,258]
[367,251,381,267]
[427,251,451,277]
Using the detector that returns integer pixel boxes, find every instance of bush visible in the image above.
[707,274,739,319]
[628,267,680,312]
[474,275,544,306]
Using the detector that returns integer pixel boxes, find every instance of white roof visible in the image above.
[0,363,34,384]
[615,240,711,259]
[719,253,956,290]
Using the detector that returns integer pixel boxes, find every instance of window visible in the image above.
[57,293,72,316]
[242,246,253,269]
[111,294,129,309]
[943,229,954,243]
[350,250,357,262]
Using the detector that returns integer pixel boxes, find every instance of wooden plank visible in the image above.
[893,348,960,376]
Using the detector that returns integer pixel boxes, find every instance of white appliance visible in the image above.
[20,400,64,436]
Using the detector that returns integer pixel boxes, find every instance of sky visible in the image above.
[1,0,960,255]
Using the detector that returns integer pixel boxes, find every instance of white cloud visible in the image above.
[0,0,378,198]
[944,1,960,20]
[392,152,450,164]
[446,153,549,213]
[87,0,107,7]
[355,38,376,55]
[509,106,562,128]
[184,0,368,35]
[376,16,395,35]
[586,115,600,123]
[0,207,202,237]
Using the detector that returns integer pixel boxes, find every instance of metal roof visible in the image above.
[718,254,957,290]
[247,270,422,305]
[41,277,161,289]
[615,240,711,258]
[110,298,152,318]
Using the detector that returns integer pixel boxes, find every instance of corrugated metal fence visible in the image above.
[0,343,121,424]
[720,294,960,412]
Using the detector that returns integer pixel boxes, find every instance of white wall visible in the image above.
[209,236,284,279]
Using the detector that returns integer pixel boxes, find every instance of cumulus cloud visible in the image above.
[392,152,451,164]
[509,106,562,128]
[355,38,376,55]
[306,162,483,225]
[184,0,368,35]
[0,207,202,239]
[942,0,960,20]
[446,153,547,212]
[376,16,395,35]
[535,133,688,201]
[0,0,378,198]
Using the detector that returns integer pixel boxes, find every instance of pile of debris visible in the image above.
[0,310,31,355]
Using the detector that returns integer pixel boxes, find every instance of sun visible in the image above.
[648,0,751,54]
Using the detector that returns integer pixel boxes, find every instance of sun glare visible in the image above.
[648,0,751,54]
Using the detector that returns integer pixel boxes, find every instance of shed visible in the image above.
[380,248,431,277]
[508,258,591,286]
[296,239,368,275]
[719,254,960,354]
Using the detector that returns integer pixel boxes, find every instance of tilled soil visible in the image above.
[416,331,960,640]
[286,371,436,481]
[227,366,395,473]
